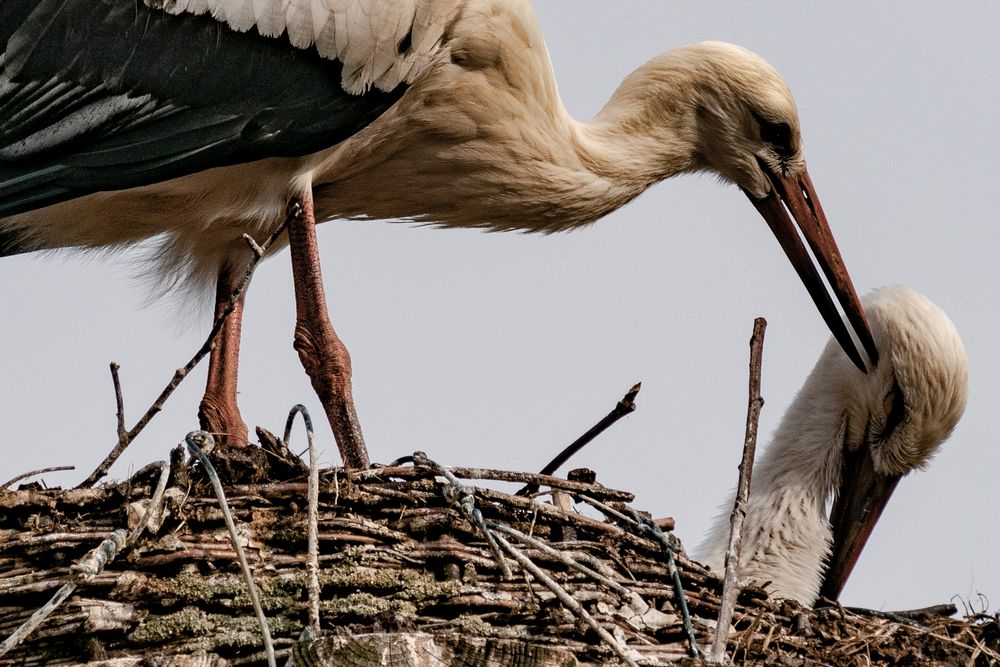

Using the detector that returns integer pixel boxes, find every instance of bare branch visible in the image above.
[516,382,640,496]
[110,362,127,444]
[243,233,265,258]
[709,317,767,664]
[2,466,75,490]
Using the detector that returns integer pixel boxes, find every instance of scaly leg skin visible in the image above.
[198,267,250,446]
[286,191,370,469]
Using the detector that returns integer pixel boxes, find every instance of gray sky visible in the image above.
[2,2,998,611]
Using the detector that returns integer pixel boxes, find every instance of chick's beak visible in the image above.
[818,445,901,602]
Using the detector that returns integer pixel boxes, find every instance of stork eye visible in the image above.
[760,120,791,148]
[752,112,793,157]
[882,380,907,439]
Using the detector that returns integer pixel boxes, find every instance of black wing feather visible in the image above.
[0,0,406,220]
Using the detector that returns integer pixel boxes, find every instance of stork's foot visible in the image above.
[287,192,370,470]
[198,394,249,447]
[292,317,368,468]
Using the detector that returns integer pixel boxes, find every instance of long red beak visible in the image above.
[745,164,878,373]
[818,445,901,602]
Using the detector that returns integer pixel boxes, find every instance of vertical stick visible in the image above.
[284,404,322,634]
[110,362,127,444]
[709,317,767,664]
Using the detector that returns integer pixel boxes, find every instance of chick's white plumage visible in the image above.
[697,286,967,604]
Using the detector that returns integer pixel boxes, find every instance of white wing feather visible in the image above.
[252,0,288,37]
[225,0,257,33]
[188,0,210,15]
[285,0,315,50]
[148,0,459,93]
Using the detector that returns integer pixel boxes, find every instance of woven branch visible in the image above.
[0,457,995,666]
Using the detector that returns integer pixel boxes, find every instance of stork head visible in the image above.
[819,285,968,601]
[678,42,803,199]
[625,42,878,374]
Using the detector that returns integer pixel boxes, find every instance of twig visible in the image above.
[516,382,641,496]
[243,233,265,258]
[138,460,172,535]
[709,317,767,664]
[2,466,75,490]
[285,405,322,635]
[185,432,276,667]
[399,453,513,578]
[923,630,1000,663]
[898,603,960,620]
[0,582,76,657]
[77,222,288,488]
[487,518,676,632]
[0,460,169,657]
[369,465,634,502]
[487,521,633,599]
[819,602,959,629]
[110,362,127,444]
[492,532,639,667]
[839,603,957,622]
[624,506,699,658]
[572,493,698,655]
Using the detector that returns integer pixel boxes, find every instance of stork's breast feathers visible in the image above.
[149,0,457,94]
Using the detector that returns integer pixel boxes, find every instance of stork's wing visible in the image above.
[0,0,453,219]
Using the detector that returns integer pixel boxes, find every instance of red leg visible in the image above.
[198,268,250,446]
[286,191,370,469]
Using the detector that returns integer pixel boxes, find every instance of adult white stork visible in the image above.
[696,285,968,605]
[0,1,877,471]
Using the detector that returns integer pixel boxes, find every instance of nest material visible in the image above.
[0,450,997,666]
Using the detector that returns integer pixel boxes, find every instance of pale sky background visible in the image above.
[1,2,998,612]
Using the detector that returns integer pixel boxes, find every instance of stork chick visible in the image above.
[697,285,968,604]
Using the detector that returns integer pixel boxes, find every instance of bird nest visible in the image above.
[0,443,997,667]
